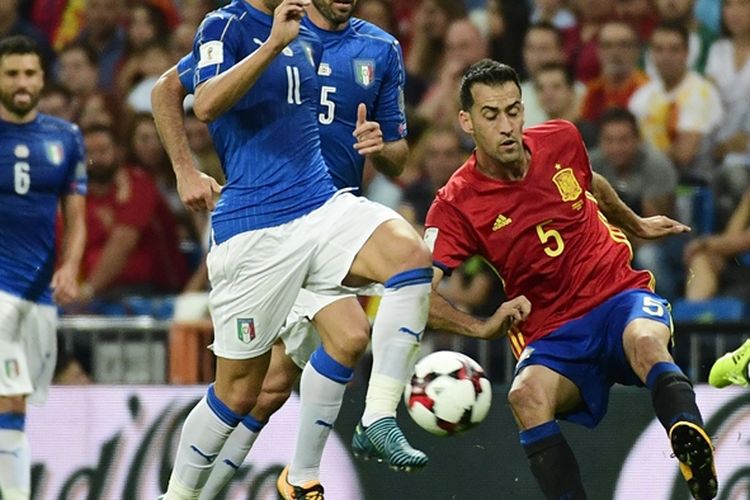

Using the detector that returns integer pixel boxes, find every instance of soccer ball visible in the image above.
[404,351,492,436]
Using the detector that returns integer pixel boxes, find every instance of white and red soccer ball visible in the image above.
[404,351,492,436]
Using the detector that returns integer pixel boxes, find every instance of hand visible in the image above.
[268,0,310,51]
[176,167,223,211]
[477,295,531,340]
[51,264,80,305]
[352,103,384,156]
[635,215,690,240]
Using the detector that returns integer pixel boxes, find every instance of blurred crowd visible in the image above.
[7,0,750,375]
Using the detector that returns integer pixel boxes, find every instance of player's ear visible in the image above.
[458,110,473,135]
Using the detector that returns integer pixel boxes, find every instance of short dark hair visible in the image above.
[59,41,99,66]
[526,21,564,47]
[653,20,690,48]
[535,61,574,88]
[459,59,521,110]
[0,35,43,65]
[599,107,640,137]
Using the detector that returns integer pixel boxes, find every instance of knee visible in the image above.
[507,378,549,416]
[387,226,432,273]
[338,324,370,359]
[630,331,669,359]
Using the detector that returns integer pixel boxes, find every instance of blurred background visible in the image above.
[6,0,750,498]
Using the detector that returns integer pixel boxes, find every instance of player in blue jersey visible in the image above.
[158,1,433,499]
[154,4,412,495]
[0,36,87,500]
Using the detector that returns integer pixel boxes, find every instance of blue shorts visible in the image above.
[514,289,672,428]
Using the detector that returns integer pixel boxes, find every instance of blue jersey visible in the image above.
[178,16,407,194]
[191,0,336,243]
[0,114,87,304]
[302,17,407,192]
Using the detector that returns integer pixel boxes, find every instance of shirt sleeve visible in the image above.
[115,171,159,230]
[372,40,407,142]
[424,197,478,275]
[193,13,242,89]
[64,125,87,196]
[676,78,724,133]
[177,52,196,94]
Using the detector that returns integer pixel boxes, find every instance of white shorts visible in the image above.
[0,290,57,405]
[208,192,400,360]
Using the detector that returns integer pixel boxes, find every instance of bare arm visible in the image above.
[670,131,702,170]
[591,171,689,239]
[428,266,530,339]
[352,103,409,177]
[51,194,86,304]
[152,65,222,211]
[82,226,140,298]
[193,0,309,122]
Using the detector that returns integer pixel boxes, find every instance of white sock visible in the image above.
[288,347,351,485]
[0,424,30,500]
[166,387,241,499]
[199,416,263,499]
[361,270,431,427]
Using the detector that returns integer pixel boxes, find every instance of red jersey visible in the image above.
[84,166,188,293]
[425,120,652,356]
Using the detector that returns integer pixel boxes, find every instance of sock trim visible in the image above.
[383,267,433,289]
[0,413,24,431]
[646,361,682,390]
[310,346,354,384]
[519,420,561,446]
[207,384,243,427]
[241,413,265,432]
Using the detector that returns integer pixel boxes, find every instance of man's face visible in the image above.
[598,23,639,78]
[0,54,44,119]
[58,48,98,96]
[651,30,688,83]
[444,20,488,70]
[84,131,119,183]
[523,29,563,75]
[600,121,639,170]
[655,0,694,20]
[460,82,525,165]
[534,69,573,118]
[312,0,358,25]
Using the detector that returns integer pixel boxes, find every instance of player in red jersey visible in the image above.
[425,59,717,500]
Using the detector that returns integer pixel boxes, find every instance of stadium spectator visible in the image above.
[533,62,597,145]
[612,0,659,40]
[75,0,127,90]
[38,83,75,122]
[590,108,684,300]
[416,18,488,127]
[705,0,750,222]
[79,125,188,303]
[0,0,56,67]
[684,187,750,301]
[486,0,530,76]
[565,0,614,83]
[520,22,568,126]
[123,42,173,112]
[354,0,398,34]
[580,20,648,125]
[405,0,466,103]
[629,21,723,184]
[55,42,100,119]
[645,0,716,75]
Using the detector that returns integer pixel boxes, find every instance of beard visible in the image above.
[86,163,118,184]
[0,88,40,119]
[313,0,355,25]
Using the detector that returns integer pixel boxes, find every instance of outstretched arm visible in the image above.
[428,266,530,340]
[591,171,690,239]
